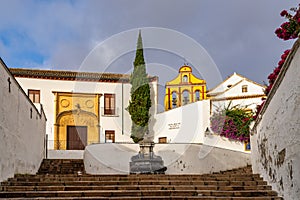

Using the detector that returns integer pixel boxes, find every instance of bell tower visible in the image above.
[164,65,207,111]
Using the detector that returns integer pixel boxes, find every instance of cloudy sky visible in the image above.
[0,0,298,88]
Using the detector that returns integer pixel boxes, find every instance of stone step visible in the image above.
[9,176,263,182]
[37,159,85,174]
[1,197,283,200]
[1,180,268,187]
[0,185,272,192]
[0,189,279,198]
[0,163,282,199]
[12,174,262,180]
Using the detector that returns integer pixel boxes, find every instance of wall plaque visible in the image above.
[168,122,181,130]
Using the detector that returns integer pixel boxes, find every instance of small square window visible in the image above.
[242,85,248,93]
[158,137,167,143]
[105,130,115,143]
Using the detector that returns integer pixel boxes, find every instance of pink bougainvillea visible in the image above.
[253,5,298,120]
[275,4,300,40]
[264,49,290,96]
[211,105,253,142]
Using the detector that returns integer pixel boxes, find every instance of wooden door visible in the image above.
[67,126,87,150]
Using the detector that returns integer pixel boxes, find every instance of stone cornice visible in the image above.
[210,94,266,102]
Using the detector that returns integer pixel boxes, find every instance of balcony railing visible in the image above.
[47,140,137,150]
[47,140,99,150]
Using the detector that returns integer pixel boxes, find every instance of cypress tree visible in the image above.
[127,30,151,143]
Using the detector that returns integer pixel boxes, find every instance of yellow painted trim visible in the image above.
[53,92,100,150]
[244,141,251,151]
[165,65,207,110]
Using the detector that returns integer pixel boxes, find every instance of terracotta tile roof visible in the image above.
[9,68,157,83]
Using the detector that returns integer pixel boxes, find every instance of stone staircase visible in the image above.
[0,159,283,199]
[37,159,84,175]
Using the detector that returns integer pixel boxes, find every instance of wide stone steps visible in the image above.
[0,185,272,192]
[37,159,84,174]
[1,180,268,187]
[0,190,280,198]
[1,197,283,200]
[0,159,283,199]
[7,175,263,181]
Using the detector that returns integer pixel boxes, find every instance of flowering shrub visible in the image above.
[275,4,300,40]
[253,101,265,120]
[253,49,290,119]
[253,5,298,119]
[211,104,253,142]
[265,49,290,96]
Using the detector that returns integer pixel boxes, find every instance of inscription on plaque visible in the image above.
[168,122,181,130]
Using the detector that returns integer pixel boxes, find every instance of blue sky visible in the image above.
[0,0,298,88]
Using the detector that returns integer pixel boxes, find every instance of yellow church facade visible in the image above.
[164,65,207,111]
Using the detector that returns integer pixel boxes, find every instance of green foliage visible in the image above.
[127,31,151,143]
[210,102,254,142]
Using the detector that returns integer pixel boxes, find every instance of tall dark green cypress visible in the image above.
[127,30,151,143]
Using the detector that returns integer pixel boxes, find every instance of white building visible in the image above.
[10,68,158,150]
[207,72,266,113]
[9,67,265,155]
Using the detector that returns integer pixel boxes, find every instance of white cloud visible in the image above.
[0,0,299,85]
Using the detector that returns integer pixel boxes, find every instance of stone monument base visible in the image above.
[129,142,167,174]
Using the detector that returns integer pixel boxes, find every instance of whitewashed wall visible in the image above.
[251,40,300,199]
[211,97,264,113]
[152,100,248,153]
[0,61,46,182]
[203,134,249,153]
[209,73,265,113]
[153,100,210,143]
[84,143,251,174]
[209,73,242,94]
[15,76,158,147]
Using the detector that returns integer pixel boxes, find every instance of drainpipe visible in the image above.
[122,82,124,135]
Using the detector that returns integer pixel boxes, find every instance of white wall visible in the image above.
[209,73,265,113]
[203,134,249,153]
[0,61,46,182]
[251,40,300,199]
[211,97,264,113]
[152,100,247,153]
[84,143,251,174]
[224,79,264,97]
[48,150,83,159]
[153,100,210,144]
[15,76,158,147]
[209,73,242,94]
